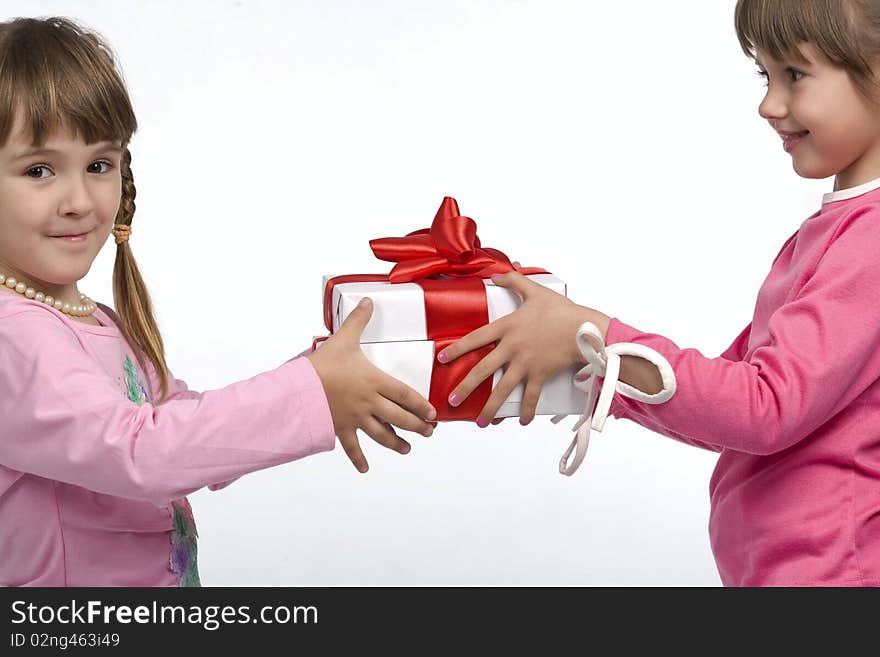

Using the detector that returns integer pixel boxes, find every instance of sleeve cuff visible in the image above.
[602,316,677,417]
[288,356,336,454]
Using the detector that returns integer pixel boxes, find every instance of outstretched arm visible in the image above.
[0,309,337,507]
[441,206,880,456]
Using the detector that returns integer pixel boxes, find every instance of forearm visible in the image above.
[574,306,664,395]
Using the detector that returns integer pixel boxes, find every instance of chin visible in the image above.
[792,160,836,180]
[43,269,90,286]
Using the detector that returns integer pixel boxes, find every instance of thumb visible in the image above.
[337,297,373,340]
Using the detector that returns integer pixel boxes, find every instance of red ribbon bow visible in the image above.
[369,196,522,283]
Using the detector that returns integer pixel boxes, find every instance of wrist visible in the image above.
[570,306,611,364]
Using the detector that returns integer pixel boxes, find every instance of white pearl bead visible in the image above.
[45,295,54,306]
[35,292,45,302]
[15,282,26,294]
[25,287,36,298]
[54,300,63,310]
[0,274,5,284]
[5,277,16,288]
[62,302,71,313]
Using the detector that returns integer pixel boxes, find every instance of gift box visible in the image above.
[317,197,587,422]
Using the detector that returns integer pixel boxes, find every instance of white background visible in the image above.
[4,1,829,585]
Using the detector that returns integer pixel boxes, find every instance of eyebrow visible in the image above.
[11,142,123,161]
[754,52,812,70]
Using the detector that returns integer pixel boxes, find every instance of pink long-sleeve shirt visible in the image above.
[0,296,335,586]
[605,179,880,586]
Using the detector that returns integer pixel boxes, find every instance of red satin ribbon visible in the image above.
[320,197,549,421]
[369,196,547,283]
[417,276,494,421]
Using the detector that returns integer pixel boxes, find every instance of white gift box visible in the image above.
[319,273,587,418]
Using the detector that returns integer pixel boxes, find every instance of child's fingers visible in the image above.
[362,416,411,454]
[491,270,535,298]
[339,431,369,473]
[335,297,373,342]
[447,348,509,407]
[437,320,503,365]
[376,375,437,421]
[517,377,545,425]
[374,396,435,437]
[491,417,506,425]
[475,366,526,426]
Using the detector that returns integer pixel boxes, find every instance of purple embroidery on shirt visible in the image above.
[170,498,201,587]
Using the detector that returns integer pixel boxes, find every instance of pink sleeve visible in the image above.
[607,322,751,453]
[605,205,880,455]
[142,360,234,491]
[142,346,319,493]
[207,347,320,490]
[0,310,336,507]
[719,322,752,362]
[160,370,202,403]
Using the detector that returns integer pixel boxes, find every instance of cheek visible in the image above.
[0,210,50,241]
[804,84,876,138]
[102,179,123,219]
[818,111,877,160]
[0,182,54,230]
[792,93,832,132]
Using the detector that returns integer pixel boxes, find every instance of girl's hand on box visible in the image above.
[438,270,609,426]
[308,298,437,473]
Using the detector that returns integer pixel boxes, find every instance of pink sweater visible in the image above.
[606,180,880,586]
[0,297,335,586]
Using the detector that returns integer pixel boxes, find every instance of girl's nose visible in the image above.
[758,86,788,122]
[58,176,94,217]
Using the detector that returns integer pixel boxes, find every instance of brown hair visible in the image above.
[734,0,880,102]
[0,16,171,403]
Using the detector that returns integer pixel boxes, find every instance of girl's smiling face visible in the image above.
[0,108,122,303]
[756,42,880,190]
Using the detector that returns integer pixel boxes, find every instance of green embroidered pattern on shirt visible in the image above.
[122,354,201,586]
[123,355,150,404]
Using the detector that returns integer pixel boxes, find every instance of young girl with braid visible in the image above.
[0,16,436,587]
[444,0,880,586]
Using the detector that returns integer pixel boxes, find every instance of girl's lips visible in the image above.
[782,131,809,153]
[52,232,89,243]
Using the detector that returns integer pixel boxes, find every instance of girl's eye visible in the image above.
[88,161,113,174]
[755,67,804,87]
[25,165,50,179]
[25,160,114,179]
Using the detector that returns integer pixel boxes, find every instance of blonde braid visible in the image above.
[114,147,135,243]
[111,146,171,403]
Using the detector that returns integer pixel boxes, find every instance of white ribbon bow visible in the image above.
[551,322,676,476]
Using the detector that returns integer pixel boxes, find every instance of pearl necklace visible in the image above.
[0,272,96,317]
